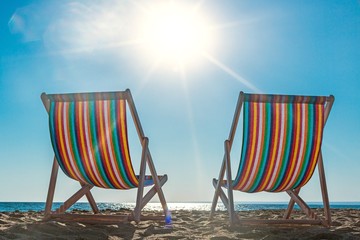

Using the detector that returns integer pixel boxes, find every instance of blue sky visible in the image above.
[0,0,360,204]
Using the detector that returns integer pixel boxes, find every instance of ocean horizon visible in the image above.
[1,202,360,212]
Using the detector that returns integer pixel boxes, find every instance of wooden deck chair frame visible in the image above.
[210,91,334,227]
[41,89,168,224]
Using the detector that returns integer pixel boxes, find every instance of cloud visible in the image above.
[42,1,138,55]
[8,4,45,42]
[8,1,140,55]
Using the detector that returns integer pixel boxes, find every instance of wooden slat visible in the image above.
[80,182,99,214]
[286,190,318,220]
[210,158,226,218]
[55,185,93,214]
[212,179,229,209]
[45,158,59,215]
[318,152,331,226]
[225,140,236,225]
[146,150,168,215]
[284,188,300,219]
[140,175,167,210]
[45,91,127,102]
[134,138,148,222]
[228,91,245,145]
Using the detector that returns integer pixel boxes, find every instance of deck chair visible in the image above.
[41,89,168,223]
[210,92,334,226]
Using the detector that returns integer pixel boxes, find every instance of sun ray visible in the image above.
[209,16,261,31]
[202,51,262,93]
[45,39,142,57]
[210,21,249,31]
[136,58,163,94]
[179,67,205,191]
[189,0,207,14]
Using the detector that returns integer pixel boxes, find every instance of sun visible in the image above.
[138,2,213,67]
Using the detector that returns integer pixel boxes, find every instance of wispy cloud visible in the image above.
[8,4,45,42]
[43,1,140,55]
[8,1,141,55]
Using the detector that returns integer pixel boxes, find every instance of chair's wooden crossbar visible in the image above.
[145,151,168,214]
[55,184,94,214]
[286,190,318,220]
[283,188,300,219]
[210,157,226,218]
[45,91,128,101]
[212,179,229,209]
[242,92,331,104]
[44,158,99,217]
[82,182,99,214]
[41,89,168,223]
[134,138,148,222]
[210,91,334,227]
[140,175,168,210]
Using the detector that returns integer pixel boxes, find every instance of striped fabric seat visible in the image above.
[48,95,140,189]
[233,94,326,193]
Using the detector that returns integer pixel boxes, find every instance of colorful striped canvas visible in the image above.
[48,97,141,189]
[232,94,325,193]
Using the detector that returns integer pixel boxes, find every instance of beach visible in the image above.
[1,209,360,239]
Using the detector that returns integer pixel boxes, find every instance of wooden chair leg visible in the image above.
[45,158,59,216]
[134,138,169,222]
[212,179,229,209]
[225,140,236,225]
[284,188,300,219]
[286,189,318,220]
[134,138,147,222]
[132,175,167,222]
[146,151,168,214]
[318,152,331,226]
[210,157,226,219]
[81,182,99,214]
[56,184,94,214]
[139,175,168,211]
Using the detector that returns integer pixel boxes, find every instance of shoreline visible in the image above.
[1,201,360,213]
[1,209,360,239]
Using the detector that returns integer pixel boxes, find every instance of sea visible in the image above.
[0,202,359,212]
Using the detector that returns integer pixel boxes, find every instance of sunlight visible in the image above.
[137,2,213,67]
[203,52,262,93]
[179,67,205,192]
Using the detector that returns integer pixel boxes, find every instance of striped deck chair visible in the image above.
[41,89,168,223]
[210,92,334,226]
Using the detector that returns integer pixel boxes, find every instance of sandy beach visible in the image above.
[1,209,360,239]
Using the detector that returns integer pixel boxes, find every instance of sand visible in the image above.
[1,209,360,239]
